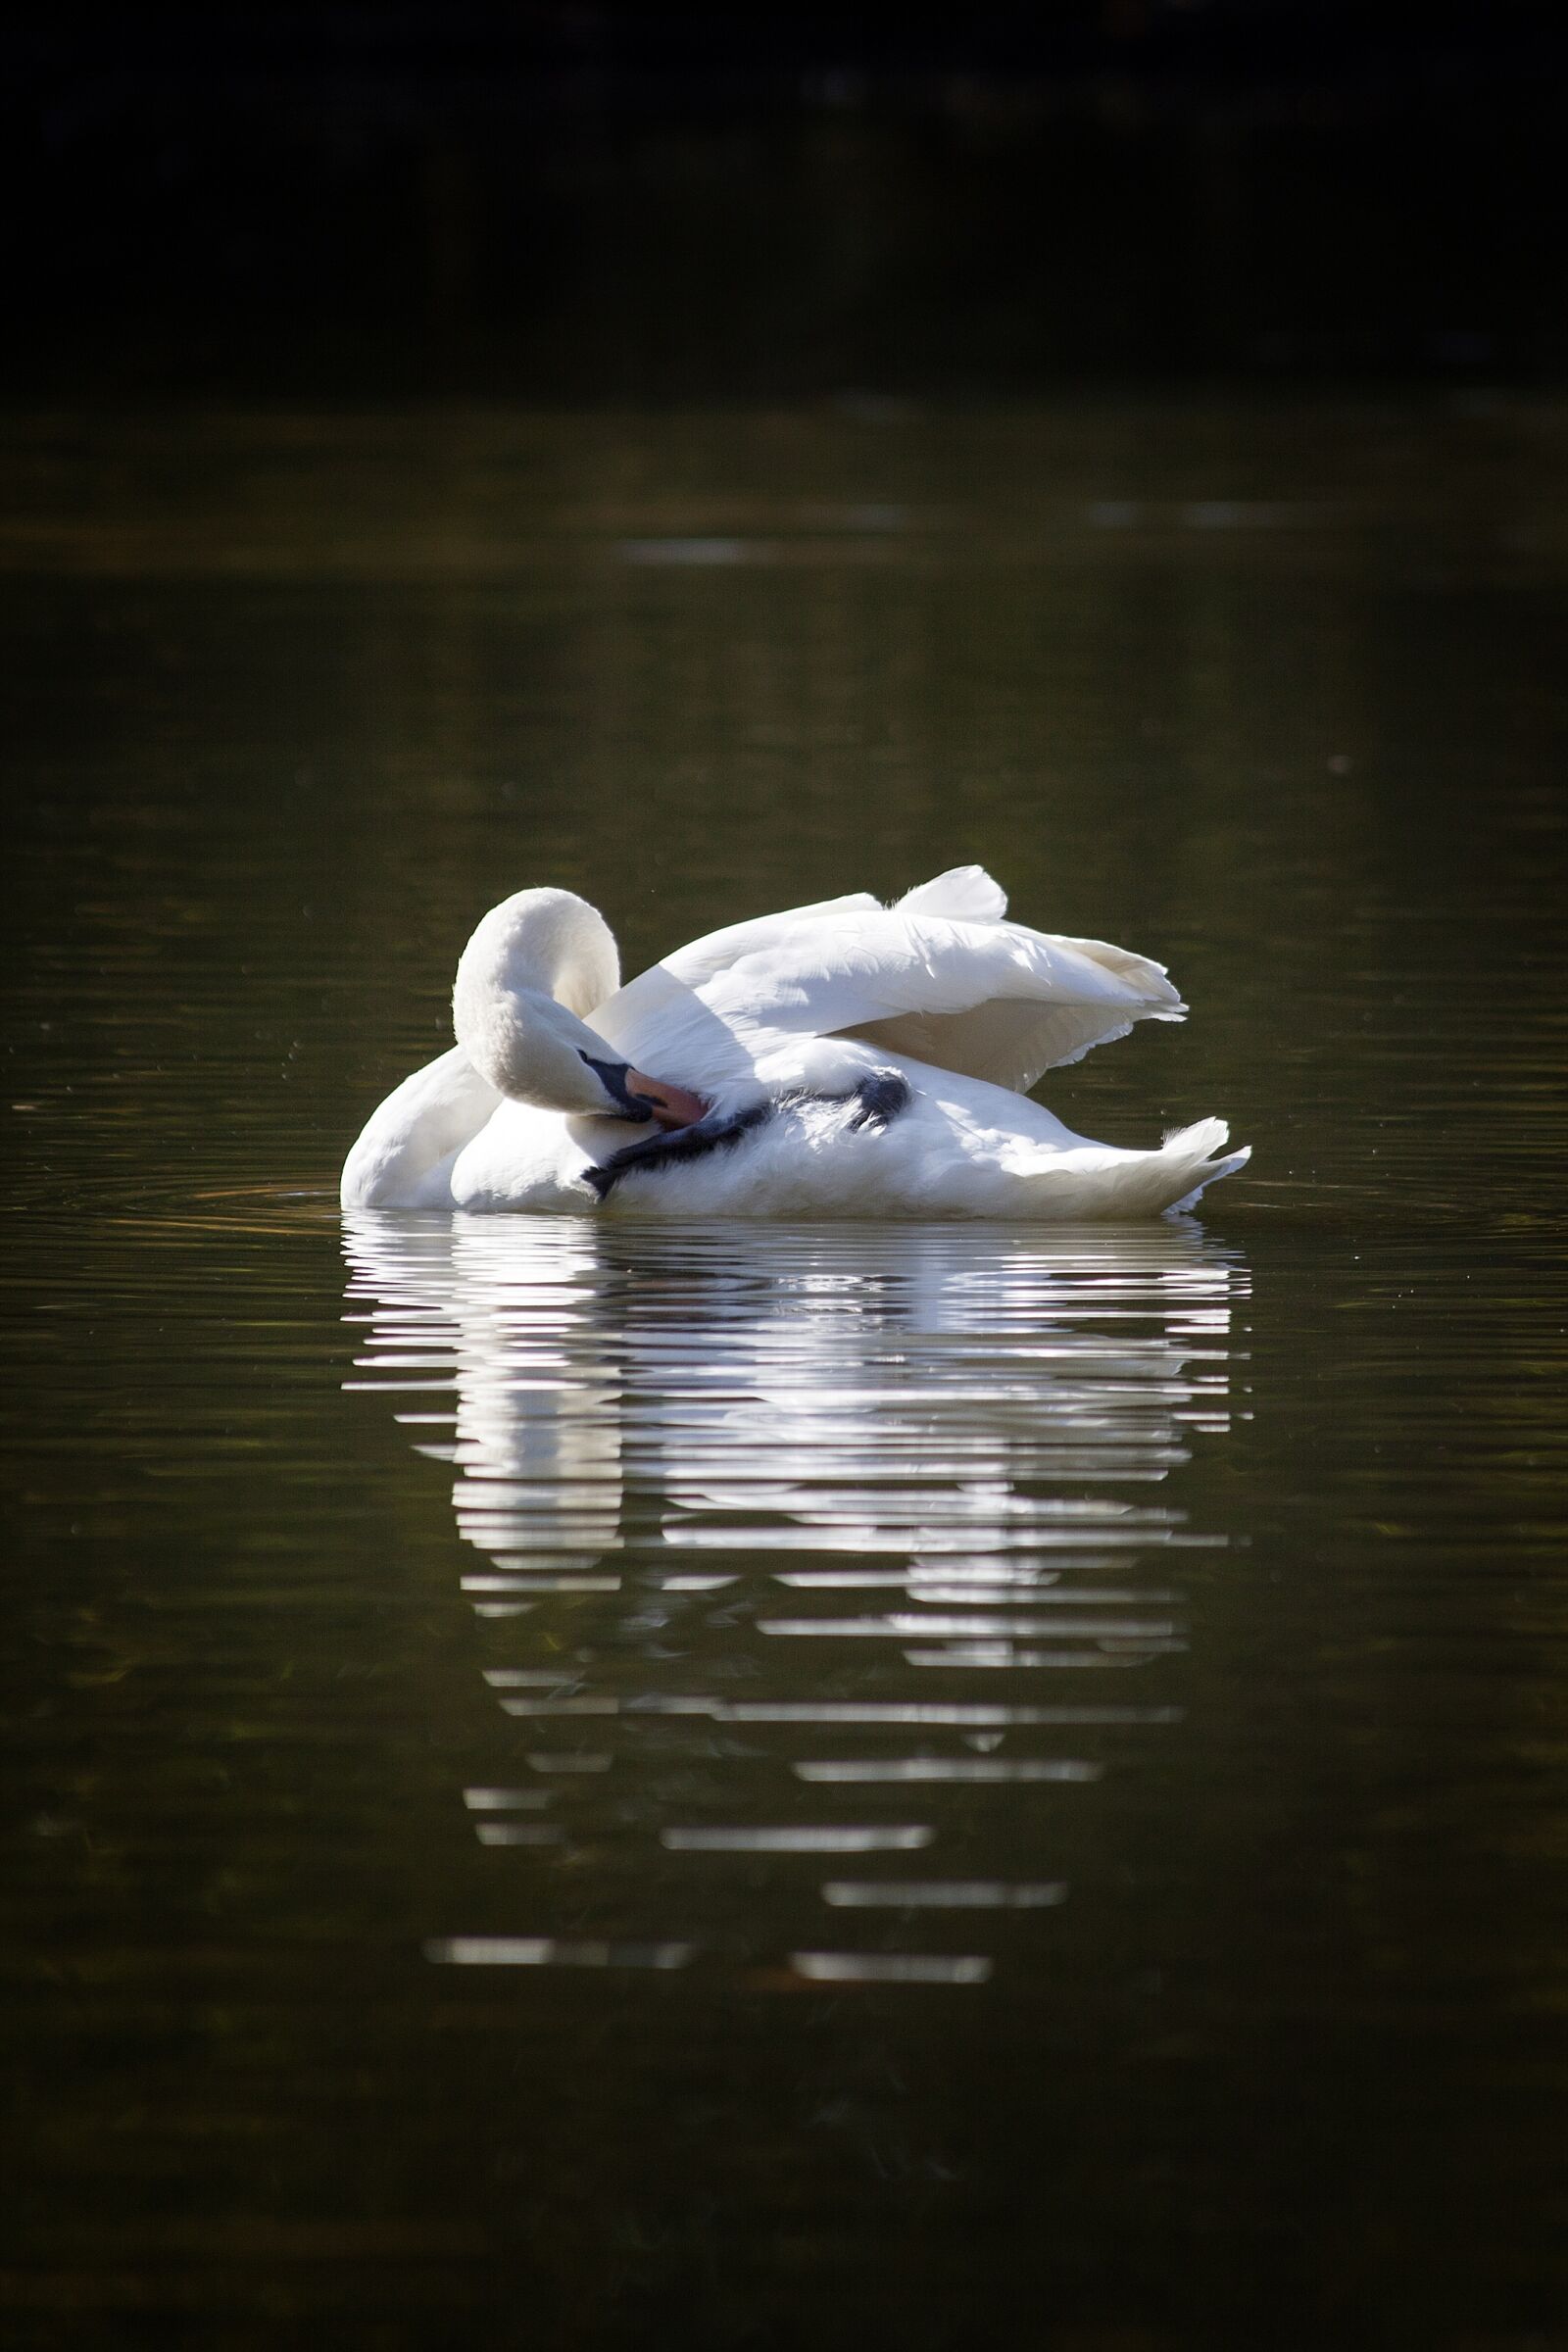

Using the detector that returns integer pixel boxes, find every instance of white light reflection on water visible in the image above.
[791,1759,1102,1784]
[821,1881,1067,1909]
[662,1826,936,1853]
[343,1214,1247,1984]
[790,1953,994,1985]
[425,1938,697,1970]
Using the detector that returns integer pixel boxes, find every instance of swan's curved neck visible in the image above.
[452,889,624,1112]
[458,888,619,1019]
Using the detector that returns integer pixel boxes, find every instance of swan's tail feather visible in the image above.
[1167,1147,1251,1214]
[1158,1118,1250,1214]
[1012,1115,1250,1220]
[1160,1113,1222,1151]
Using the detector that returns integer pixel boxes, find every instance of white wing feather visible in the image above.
[593,890,882,1092]
[595,866,1184,1098]
[893,864,1010,923]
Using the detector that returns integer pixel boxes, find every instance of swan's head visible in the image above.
[452,888,706,1128]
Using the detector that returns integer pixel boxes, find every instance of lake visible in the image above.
[3,396,1565,2347]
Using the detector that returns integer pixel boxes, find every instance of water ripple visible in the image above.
[343,1214,1248,1984]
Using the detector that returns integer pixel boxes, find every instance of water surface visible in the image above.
[3,398,1566,2347]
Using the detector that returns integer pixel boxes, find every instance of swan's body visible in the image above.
[341,867,1249,1220]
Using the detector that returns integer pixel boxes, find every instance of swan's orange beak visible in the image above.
[626,1071,709,1131]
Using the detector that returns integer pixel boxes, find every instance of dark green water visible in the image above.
[3,399,1566,2348]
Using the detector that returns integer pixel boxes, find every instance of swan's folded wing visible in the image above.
[656,891,884,987]
[593,869,1182,1098]
[591,890,884,1092]
[892,864,1009,923]
[701,909,1186,1092]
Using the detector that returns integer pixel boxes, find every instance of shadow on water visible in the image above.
[342,1213,1248,1987]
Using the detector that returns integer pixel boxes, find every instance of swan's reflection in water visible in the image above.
[342,1214,1247,1985]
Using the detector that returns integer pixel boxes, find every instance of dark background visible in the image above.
[7,1,1563,403]
[5,15,1568,2351]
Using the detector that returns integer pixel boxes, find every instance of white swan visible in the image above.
[340,865,1249,1219]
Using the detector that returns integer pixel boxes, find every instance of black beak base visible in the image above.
[578,1052,661,1123]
